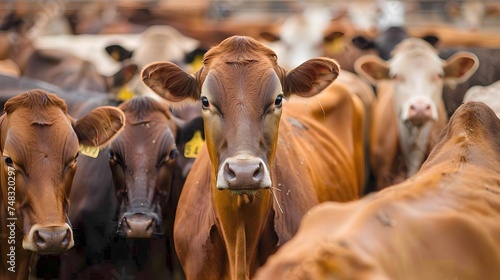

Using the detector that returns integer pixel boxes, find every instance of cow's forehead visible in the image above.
[390,41,443,76]
[202,65,281,99]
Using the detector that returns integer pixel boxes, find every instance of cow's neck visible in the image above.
[212,182,272,280]
[397,100,448,176]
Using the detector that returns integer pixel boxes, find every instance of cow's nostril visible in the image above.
[60,229,71,247]
[34,230,46,248]
[253,163,263,180]
[225,162,236,180]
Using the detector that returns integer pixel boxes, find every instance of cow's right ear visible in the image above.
[105,44,134,62]
[73,106,125,147]
[354,54,390,85]
[142,62,200,105]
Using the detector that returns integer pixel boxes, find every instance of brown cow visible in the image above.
[254,101,500,280]
[0,89,125,280]
[355,38,479,190]
[142,35,363,279]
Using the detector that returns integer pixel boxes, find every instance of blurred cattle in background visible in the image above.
[445,0,500,31]
[463,80,500,117]
[104,25,202,96]
[0,30,137,94]
[355,37,478,190]
[142,35,364,279]
[352,25,500,117]
[258,6,377,73]
[254,101,500,280]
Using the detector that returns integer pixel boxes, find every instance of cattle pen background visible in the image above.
[1,1,500,280]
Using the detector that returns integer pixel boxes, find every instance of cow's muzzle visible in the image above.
[117,212,163,238]
[23,224,74,254]
[217,155,272,191]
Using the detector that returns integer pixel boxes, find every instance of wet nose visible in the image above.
[408,101,432,126]
[122,213,156,238]
[221,157,269,190]
[32,226,73,253]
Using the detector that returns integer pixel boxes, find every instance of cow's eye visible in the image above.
[4,157,13,167]
[200,96,209,108]
[168,149,179,161]
[275,94,284,107]
[108,151,115,159]
[74,152,79,160]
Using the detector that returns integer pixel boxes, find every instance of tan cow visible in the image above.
[142,35,363,280]
[0,89,125,280]
[355,37,479,189]
[254,101,500,280]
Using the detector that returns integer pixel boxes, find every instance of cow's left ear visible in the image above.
[354,54,390,85]
[73,106,126,147]
[443,51,479,86]
[142,62,201,106]
[284,58,340,98]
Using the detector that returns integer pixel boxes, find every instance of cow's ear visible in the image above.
[284,58,340,98]
[421,35,440,48]
[142,62,200,105]
[443,51,479,86]
[73,106,125,147]
[354,54,390,85]
[351,36,375,50]
[105,62,138,90]
[259,32,281,42]
[105,44,134,62]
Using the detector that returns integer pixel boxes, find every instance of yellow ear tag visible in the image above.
[184,130,204,158]
[327,37,345,55]
[79,145,99,158]
[187,54,205,73]
[116,85,135,101]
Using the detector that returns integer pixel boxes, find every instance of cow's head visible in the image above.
[142,36,339,194]
[109,96,203,238]
[0,89,125,254]
[355,38,478,126]
[259,8,344,69]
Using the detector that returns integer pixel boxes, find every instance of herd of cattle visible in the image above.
[0,3,500,280]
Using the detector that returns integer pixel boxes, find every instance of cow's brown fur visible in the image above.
[254,102,500,280]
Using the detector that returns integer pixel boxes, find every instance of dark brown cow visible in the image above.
[0,89,125,280]
[254,101,500,280]
[0,31,137,93]
[142,35,363,279]
[107,96,203,279]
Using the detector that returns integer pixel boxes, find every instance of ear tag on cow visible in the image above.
[187,54,205,73]
[79,145,99,158]
[327,37,344,55]
[184,130,204,158]
[116,85,135,101]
